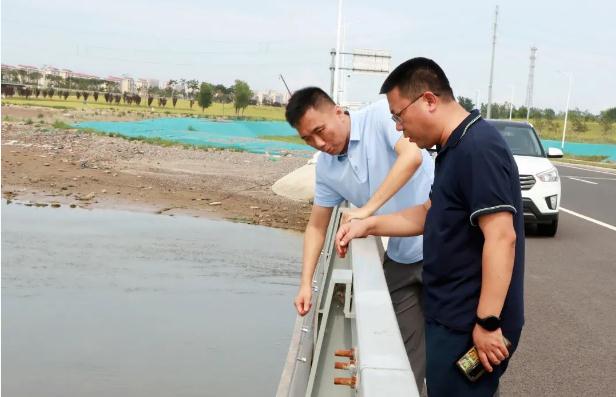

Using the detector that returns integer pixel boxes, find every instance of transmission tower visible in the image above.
[525,47,538,120]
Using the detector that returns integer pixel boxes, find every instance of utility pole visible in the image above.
[338,23,347,105]
[509,85,515,120]
[486,5,498,119]
[525,46,538,120]
[475,89,480,113]
[331,0,344,103]
[560,72,573,149]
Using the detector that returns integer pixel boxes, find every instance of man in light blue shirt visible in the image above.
[285,87,434,390]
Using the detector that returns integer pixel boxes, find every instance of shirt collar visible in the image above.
[348,110,360,142]
[337,111,354,160]
[436,109,481,154]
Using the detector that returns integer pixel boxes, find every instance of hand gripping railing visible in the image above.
[277,206,420,397]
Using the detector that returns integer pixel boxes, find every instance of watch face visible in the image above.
[479,316,500,331]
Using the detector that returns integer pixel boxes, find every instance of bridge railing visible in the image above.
[277,206,419,397]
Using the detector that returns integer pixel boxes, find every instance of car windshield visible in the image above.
[492,124,545,157]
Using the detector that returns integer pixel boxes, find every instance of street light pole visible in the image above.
[561,73,573,149]
[509,85,514,120]
[475,89,480,112]
[332,0,344,104]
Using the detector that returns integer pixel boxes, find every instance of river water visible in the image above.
[1,203,301,397]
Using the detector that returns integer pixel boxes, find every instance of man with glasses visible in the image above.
[285,87,434,391]
[336,58,524,396]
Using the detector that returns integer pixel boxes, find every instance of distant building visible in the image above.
[16,64,40,74]
[147,79,159,90]
[254,90,289,106]
[135,78,149,95]
[59,69,72,79]
[1,64,17,82]
[2,64,17,73]
[105,76,123,92]
[39,66,60,87]
[120,76,135,94]
[41,65,61,77]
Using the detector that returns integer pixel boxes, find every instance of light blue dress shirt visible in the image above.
[314,98,434,264]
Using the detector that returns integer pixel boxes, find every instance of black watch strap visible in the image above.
[476,315,501,331]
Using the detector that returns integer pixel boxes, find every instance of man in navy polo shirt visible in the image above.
[336,58,524,396]
[285,87,434,391]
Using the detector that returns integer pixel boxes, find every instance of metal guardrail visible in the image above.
[277,206,420,397]
[351,235,419,396]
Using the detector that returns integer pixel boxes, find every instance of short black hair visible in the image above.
[380,57,454,101]
[285,87,335,127]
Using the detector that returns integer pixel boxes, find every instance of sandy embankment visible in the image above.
[1,105,313,231]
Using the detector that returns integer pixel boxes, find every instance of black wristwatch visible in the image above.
[476,315,501,331]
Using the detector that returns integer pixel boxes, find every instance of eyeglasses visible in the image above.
[391,92,438,124]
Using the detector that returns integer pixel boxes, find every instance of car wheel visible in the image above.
[538,216,558,237]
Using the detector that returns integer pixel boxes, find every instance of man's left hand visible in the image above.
[472,324,510,373]
[340,208,370,224]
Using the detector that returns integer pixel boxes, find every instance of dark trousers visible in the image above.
[425,320,522,397]
[383,254,425,392]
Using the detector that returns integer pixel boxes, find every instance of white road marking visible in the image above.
[556,163,616,176]
[561,176,616,181]
[560,207,616,232]
[566,176,598,185]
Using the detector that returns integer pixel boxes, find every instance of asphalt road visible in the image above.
[501,162,616,396]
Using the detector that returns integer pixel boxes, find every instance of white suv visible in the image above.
[487,120,563,236]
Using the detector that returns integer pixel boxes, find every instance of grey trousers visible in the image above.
[383,254,426,393]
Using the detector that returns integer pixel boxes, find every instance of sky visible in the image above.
[2,0,615,113]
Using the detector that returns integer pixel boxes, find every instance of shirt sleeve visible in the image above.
[379,104,403,151]
[383,118,403,151]
[465,139,518,226]
[313,163,344,207]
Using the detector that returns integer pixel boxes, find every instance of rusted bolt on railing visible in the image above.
[334,349,357,388]
[334,349,355,359]
[334,361,356,370]
[334,376,357,388]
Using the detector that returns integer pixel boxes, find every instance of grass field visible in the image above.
[1,95,286,121]
[558,156,616,169]
[257,135,306,145]
[520,118,616,144]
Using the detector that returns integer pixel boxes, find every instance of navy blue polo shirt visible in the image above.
[423,110,525,334]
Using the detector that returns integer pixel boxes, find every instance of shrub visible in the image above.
[52,120,71,129]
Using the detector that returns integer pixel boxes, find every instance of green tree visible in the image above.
[186,79,200,98]
[600,107,616,123]
[515,106,528,119]
[599,108,615,134]
[599,116,613,134]
[233,80,252,115]
[17,69,28,83]
[29,71,42,85]
[571,114,588,133]
[165,79,177,97]
[6,70,20,83]
[198,82,213,112]
[457,96,474,112]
